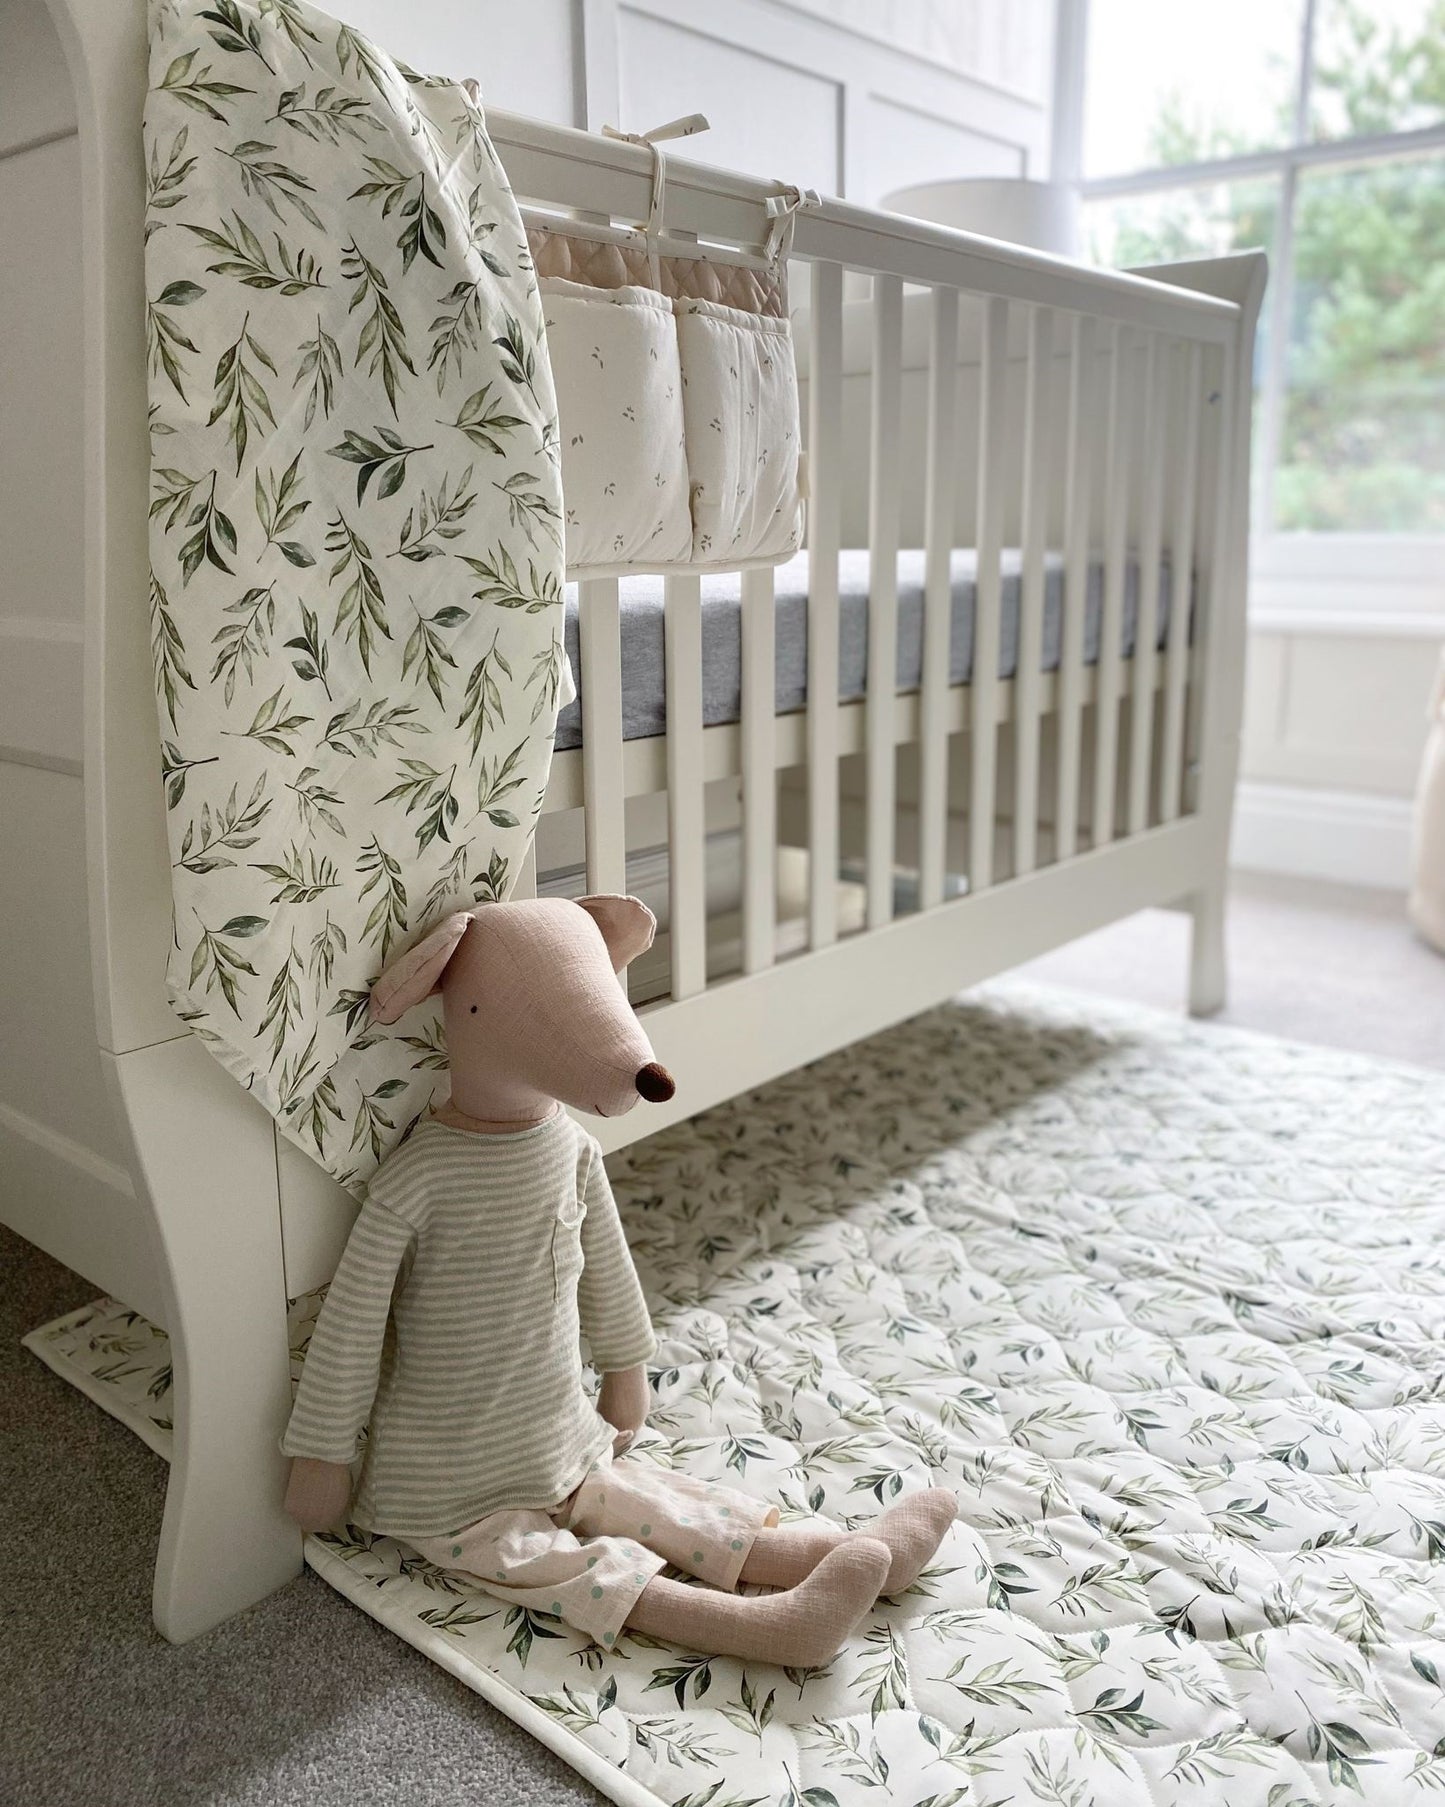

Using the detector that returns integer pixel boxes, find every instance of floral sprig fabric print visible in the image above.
[144,0,565,1191]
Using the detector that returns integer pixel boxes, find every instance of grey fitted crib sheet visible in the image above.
[554,548,1180,750]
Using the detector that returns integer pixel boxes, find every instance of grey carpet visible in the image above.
[0,1236,604,1806]
[5,872,1441,1806]
[1017,870,1445,1071]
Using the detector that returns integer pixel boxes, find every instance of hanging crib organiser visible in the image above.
[528,117,816,578]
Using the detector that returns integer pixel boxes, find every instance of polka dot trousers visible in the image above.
[407,1448,780,1648]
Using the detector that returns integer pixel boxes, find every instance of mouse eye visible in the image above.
[469,1004,478,1014]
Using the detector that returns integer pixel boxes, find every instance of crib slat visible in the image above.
[1013,304,1053,878]
[1092,321,1131,850]
[1055,313,1095,862]
[664,573,706,1000]
[1127,336,1166,837]
[807,259,843,948]
[1160,340,1202,824]
[578,577,627,897]
[968,294,1008,898]
[919,284,960,911]
[740,566,776,973]
[1189,337,1240,829]
[865,272,904,930]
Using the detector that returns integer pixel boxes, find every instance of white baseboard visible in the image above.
[1231,781,1415,891]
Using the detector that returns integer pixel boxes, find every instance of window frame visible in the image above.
[1051,0,1445,630]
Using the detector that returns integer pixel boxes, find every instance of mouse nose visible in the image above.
[635,1061,675,1104]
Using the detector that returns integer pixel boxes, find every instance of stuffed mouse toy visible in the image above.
[283,894,955,1667]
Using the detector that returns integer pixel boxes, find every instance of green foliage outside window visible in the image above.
[1086,0,1445,532]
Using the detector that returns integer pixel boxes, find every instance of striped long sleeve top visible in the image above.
[282,1109,656,1538]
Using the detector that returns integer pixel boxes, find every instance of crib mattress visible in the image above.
[555,548,1179,750]
[26,984,1445,1807]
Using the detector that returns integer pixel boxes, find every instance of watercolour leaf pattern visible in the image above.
[145,0,566,1192]
[33,987,1445,1805]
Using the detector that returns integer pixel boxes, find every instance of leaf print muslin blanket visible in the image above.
[144,0,566,1189]
[27,985,1445,1806]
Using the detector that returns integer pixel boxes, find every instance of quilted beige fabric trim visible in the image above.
[528,227,786,317]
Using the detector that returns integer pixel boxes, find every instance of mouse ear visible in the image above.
[370,911,474,1024]
[575,894,657,972]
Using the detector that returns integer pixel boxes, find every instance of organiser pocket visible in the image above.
[673,296,805,565]
[539,278,691,569]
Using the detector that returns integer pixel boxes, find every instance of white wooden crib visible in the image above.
[6,0,1264,1641]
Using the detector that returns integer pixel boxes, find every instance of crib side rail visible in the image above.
[782,259,1252,932]
[535,257,1257,1006]
[516,128,1263,1145]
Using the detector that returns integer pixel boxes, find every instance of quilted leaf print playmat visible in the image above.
[26,984,1445,1806]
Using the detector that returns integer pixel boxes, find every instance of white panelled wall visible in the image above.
[1237,548,1441,891]
[327,0,1053,200]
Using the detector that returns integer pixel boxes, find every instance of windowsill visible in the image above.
[1248,533,1445,638]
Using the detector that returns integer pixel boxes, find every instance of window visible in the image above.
[1064,0,1445,538]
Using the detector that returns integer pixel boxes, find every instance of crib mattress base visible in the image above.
[556,548,1179,749]
[25,981,1445,1807]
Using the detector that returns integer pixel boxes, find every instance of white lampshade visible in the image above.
[881,178,1082,259]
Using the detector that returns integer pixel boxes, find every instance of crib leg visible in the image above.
[106,1036,302,1643]
[1186,879,1228,1018]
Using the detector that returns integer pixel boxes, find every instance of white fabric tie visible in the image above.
[601,114,710,241]
[763,183,821,267]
